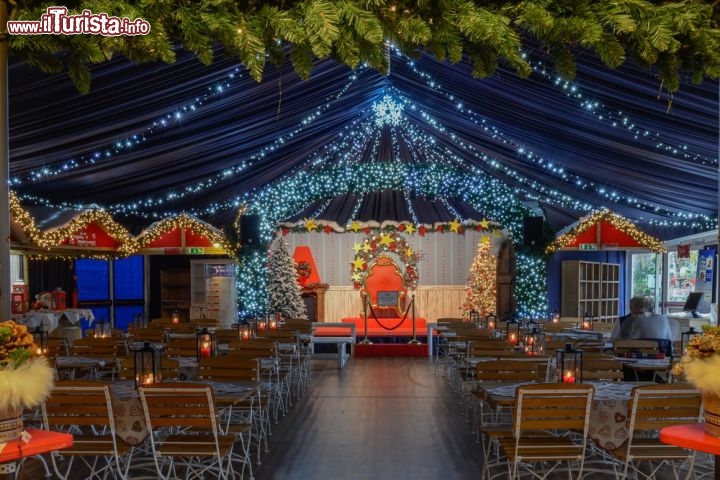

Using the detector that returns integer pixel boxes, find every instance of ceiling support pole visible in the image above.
[0,0,11,320]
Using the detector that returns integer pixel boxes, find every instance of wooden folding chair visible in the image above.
[197,356,265,470]
[42,381,134,480]
[607,384,702,480]
[138,383,236,480]
[69,337,120,379]
[164,336,198,357]
[581,357,625,382]
[474,359,542,447]
[613,339,660,356]
[491,383,595,480]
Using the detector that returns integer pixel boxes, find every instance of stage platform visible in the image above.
[339,316,427,339]
[355,343,427,357]
[311,320,429,359]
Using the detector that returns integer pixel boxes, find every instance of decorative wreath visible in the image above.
[295,261,312,279]
[351,232,421,289]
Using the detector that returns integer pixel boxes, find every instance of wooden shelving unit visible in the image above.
[160,268,191,321]
[561,260,620,321]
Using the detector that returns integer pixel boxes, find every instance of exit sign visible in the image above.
[578,243,598,251]
[186,247,205,254]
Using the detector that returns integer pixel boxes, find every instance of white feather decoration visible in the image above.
[0,357,54,411]
[682,354,720,397]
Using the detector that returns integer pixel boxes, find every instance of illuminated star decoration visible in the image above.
[349,220,362,232]
[352,257,366,270]
[352,242,363,254]
[448,218,461,232]
[372,95,403,127]
[378,233,393,247]
[303,218,317,232]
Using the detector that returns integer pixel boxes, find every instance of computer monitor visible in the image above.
[682,291,704,318]
[376,291,399,307]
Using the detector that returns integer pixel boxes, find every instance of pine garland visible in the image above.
[6,0,719,93]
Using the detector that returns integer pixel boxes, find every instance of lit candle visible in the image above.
[563,371,576,384]
[509,333,517,345]
[242,330,250,340]
[488,320,495,329]
[200,342,211,359]
[582,321,590,330]
[258,322,266,332]
[269,319,278,330]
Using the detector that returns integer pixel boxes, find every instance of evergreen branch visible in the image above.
[337,0,384,44]
[290,43,315,80]
[298,0,341,58]
[5,0,720,93]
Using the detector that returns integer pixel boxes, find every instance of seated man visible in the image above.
[611,296,673,356]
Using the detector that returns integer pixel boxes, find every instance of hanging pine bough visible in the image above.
[7,0,720,94]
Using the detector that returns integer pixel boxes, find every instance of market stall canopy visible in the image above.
[546,209,665,253]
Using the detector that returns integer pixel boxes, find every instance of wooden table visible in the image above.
[660,423,720,478]
[0,429,73,474]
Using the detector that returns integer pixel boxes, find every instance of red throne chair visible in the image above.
[360,255,407,319]
[341,254,425,340]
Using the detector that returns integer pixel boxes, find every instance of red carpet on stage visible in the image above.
[355,343,427,357]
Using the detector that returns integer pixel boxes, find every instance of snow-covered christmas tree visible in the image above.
[267,238,308,320]
[461,238,497,317]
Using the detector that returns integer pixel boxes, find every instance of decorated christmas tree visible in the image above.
[461,238,497,318]
[267,239,308,320]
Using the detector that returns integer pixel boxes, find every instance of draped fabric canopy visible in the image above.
[8,45,719,240]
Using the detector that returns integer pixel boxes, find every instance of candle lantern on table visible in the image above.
[556,343,583,383]
[32,325,48,356]
[94,319,111,338]
[581,313,593,331]
[505,315,522,346]
[133,341,161,388]
[270,312,280,331]
[256,317,268,334]
[680,327,702,355]
[550,309,561,324]
[524,327,545,356]
[196,327,215,360]
[171,310,180,325]
[236,320,252,341]
[485,313,497,330]
[469,310,481,327]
